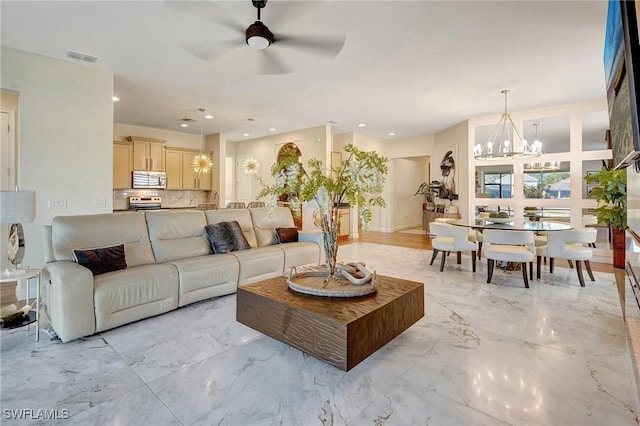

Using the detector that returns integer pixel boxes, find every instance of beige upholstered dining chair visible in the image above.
[483,229,536,288]
[226,201,246,209]
[429,222,478,272]
[535,228,597,287]
[434,217,483,259]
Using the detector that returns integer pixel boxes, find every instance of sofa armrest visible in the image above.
[43,261,96,343]
[298,230,326,265]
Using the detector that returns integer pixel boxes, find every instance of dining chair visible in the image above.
[434,217,483,259]
[535,228,597,287]
[429,222,478,272]
[581,215,598,248]
[226,201,246,209]
[247,201,266,208]
[483,229,535,288]
[196,203,218,210]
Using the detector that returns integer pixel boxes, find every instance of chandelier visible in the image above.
[523,123,559,171]
[192,108,213,175]
[473,90,543,160]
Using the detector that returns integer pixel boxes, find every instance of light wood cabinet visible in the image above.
[164,147,212,191]
[164,148,183,190]
[126,136,166,171]
[113,141,133,189]
[339,208,350,236]
[182,151,212,190]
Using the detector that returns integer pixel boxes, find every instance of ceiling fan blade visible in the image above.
[163,0,245,34]
[257,50,293,75]
[182,39,243,62]
[274,34,346,58]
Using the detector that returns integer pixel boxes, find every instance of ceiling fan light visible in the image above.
[246,21,273,49]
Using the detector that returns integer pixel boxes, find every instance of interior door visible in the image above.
[1,111,15,270]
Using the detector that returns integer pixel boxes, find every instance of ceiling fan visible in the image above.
[166,0,346,75]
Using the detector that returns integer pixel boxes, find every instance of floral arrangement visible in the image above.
[257,144,388,276]
[257,144,388,229]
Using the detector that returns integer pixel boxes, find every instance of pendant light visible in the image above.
[192,108,212,175]
[523,123,559,171]
[473,90,543,160]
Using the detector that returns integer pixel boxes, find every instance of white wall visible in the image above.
[230,125,330,201]
[434,120,470,222]
[1,47,113,268]
[392,157,428,230]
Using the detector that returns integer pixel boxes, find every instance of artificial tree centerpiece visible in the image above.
[258,144,388,281]
[584,165,627,268]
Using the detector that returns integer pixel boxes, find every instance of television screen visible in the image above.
[604,0,640,169]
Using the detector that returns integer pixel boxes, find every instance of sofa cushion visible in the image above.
[230,246,285,286]
[145,211,211,263]
[249,207,296,246]
[278,242,321,269]
[52,212,155,267]
[93,263,179,333]
[205,209,258,248]
[73,244,127,276]
[167,254,240,307]
[205,221,251,254]
[276,227,298,243]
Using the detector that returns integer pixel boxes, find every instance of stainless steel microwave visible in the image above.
[132,171,166,189]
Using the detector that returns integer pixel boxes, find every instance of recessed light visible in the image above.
[388,132,396,136]
[112,96,120,102]
[243,133,250,137]
[358,123,366,128]
[269,128,276,132]
[181,123,189,128]
[205,114,214,119]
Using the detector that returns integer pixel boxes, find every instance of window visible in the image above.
[523,163,570,199]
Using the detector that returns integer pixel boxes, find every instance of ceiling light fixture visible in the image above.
[269,128,276,132]
[192,108,212,175]
[181,123,189,128]
[473,90,542,160]
[205,114,214,119]
[358,123,366,128]
[112,96,120,102]
[246,1,273,49]
[523,123,559,171]
[388,132,396,136]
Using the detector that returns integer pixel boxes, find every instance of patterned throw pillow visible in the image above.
[275,227,299,244]
[205,221,251,254]
[73,244,127,276]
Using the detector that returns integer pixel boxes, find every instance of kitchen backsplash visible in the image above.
[113,189,218,210]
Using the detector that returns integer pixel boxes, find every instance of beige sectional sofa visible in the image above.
[43,207,323,342]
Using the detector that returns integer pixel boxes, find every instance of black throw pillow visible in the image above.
[73,244,127,276]
[276,227,299,243]
[205,221,251,254]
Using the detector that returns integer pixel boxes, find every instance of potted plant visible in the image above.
[258,144,388,281]
[584,166,627,268]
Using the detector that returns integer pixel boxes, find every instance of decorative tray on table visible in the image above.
[286,263,377,297]
[484,217,514,224]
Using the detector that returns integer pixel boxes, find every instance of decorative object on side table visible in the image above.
[287,263,377,297]
[258,144,388,285]
[584,166,627,268]
[0,189,36,275]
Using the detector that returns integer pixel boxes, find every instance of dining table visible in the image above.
[451,217,573,232]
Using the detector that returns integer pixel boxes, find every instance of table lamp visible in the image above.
[0,190,36,276]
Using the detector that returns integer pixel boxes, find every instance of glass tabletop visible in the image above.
[452,218,573,231]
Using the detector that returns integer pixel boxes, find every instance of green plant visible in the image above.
[258,144,389,229]
[584,166,627,229]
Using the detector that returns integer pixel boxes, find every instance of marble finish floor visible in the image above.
[1,242,639,425]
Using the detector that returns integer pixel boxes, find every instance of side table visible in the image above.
[0,268,41,341]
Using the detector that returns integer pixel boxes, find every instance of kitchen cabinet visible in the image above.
[164,148,183,190]
[339,208,350,237]
[182,151,212,190]
[113,141,133,189]
[126,136,166,171]
[164,147,212,191]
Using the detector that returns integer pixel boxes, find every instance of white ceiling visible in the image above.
[0,1,609,143]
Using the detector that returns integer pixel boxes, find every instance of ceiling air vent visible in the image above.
[65,50,100,64]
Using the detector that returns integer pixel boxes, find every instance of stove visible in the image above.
[129,196,162,210]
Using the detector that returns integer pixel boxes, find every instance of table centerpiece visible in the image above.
[258,144,388,284]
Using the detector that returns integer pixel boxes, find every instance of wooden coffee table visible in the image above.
[236,274,424,371]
